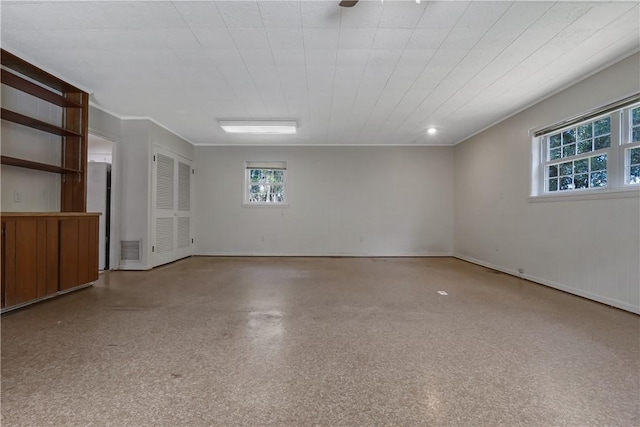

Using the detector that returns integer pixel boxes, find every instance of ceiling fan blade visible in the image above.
[339,0,359,7]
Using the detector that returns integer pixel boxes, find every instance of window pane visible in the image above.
[590,171,607,187]
[562,129,576,144]
[270,185,284,202]
[574,174,589,189]
[593,135,610,150]
[549,134,561,149]
[550,148,561,160]
[562,144,576,157]
[632,127,640,143]
[630,147,640,166]
[548,178,558,191]
[548,165,558,177]
[560,176,573,190]
[250,170,263,183]
[574,159,588,174]
[593,118,610,136]
[632,107,640,126]
[577,140,592,154]
[249,185,264,201]
[630,166,640,184]
[628,141,640,184]
[590,154,607,171]
[577,124,592,141]
[559,162,572,176]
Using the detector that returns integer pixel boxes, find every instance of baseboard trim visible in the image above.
[194,252,454,258]
[454,254,639,315]
[117,263,153,271]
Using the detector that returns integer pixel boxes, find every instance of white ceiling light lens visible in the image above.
[427,127,437,135]
[219,121,297,134]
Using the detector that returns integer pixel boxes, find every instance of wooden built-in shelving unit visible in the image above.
[1,48,89,212]
[1,49,97,312]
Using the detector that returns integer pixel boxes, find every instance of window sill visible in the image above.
[529,186,639,202]
[242,203,290,208]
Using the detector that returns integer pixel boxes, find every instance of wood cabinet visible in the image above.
[59,217,99,291]
[1,48,89,212]
[1,213,99,311]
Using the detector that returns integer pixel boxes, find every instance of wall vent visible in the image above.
[121,240,141,261]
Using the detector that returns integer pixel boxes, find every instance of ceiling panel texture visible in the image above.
[2,0,638,146]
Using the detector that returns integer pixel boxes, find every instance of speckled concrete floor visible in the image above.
[1,257,639,426]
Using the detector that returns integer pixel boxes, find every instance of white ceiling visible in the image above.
[2,0,638,146]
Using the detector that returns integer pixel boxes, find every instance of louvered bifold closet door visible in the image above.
[153,151,177,267]
[176,160,192,259]
[151,147,193,267]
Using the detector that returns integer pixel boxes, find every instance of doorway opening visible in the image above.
[87,134,113,270]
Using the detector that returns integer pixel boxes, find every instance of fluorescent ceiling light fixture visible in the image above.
[219,121,297,134]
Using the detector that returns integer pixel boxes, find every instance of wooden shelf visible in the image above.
[1,48,89,212]
[1,70,83,108]
[1,49,82,94]
[1,155,80,174]
[1,108,82,137]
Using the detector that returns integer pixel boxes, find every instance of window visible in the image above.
[532,96,640,197]
[244,161,287,205]
[625,106,640,184]
[544,116,611,192]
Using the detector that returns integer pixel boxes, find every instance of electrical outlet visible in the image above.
[13,190,22,202]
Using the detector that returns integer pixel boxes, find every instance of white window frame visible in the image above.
[622,105,640,185]
[530,96,640,201]
[242,161,289,207]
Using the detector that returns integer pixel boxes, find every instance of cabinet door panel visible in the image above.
[1,222,5,308]
[45,219,59,295]
[14,220,38,305]
[59,219,79,290]
[59,217,99,290]
[3,220,16,307]
[36,220,47,298]
[77,218,90,284]
[88,217,99,282]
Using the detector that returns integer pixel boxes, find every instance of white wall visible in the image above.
[454,53,640,313]
[149,122,193,161]
[1,86,62,212]
[194,146,454,256]
[118,119,151,268]
[88,109,194,270]
[117,119,194,269]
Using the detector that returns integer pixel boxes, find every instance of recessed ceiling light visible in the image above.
[219,120,297,134]
[427,127,437,135]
